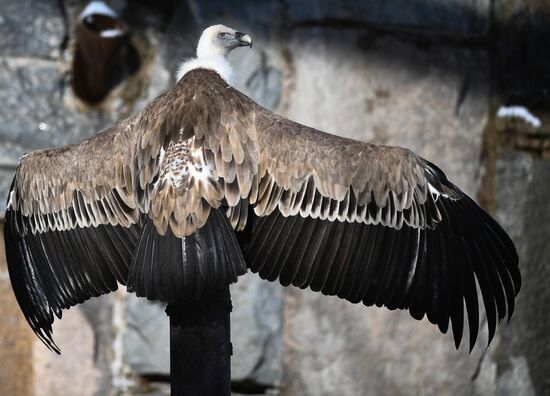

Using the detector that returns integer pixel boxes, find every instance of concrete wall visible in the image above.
[0,0,548,395]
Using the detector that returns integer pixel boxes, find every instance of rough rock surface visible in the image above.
[279,28,493,396]
[496,150,550,396]
[0,228,34,396]
[0,0,65,59]
[231,273,283,385]
[123,296,170,375]
[0,1,548,395]
[284,290,494,396]
[33,305,101,396]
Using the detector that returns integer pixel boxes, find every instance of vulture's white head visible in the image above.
[197,24,252,58]
[176,24,252,84]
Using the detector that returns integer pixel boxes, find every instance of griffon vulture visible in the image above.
[3,24,520,353]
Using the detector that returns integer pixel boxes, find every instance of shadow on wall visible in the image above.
[192,0,550,106]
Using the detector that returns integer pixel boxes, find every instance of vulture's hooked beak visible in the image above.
[235,32,252,48]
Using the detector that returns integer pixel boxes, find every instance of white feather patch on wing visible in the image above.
[6,190,15,210]
[428,182,450,202]
[404,228,421,292]
[176,57,234,85]
[158,146,166,166]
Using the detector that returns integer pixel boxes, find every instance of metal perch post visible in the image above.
[166,284,232,396]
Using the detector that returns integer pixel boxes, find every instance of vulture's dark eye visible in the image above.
[218,32,232,39]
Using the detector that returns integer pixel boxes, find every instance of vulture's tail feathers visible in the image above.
[128,209,246,303]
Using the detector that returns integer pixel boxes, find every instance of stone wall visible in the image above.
[0,1,548,395]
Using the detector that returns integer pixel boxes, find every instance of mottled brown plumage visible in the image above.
[10,69,452,237]
[4,65,519,352]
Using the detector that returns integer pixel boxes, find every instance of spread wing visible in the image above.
[5,111,149,351]
[217,85,521,351]
[4,71,246,351]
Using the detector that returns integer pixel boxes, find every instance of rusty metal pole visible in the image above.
[165,286,232,396]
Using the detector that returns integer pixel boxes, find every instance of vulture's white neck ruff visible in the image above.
[176,56,233,85]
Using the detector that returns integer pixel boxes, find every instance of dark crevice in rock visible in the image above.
[140,373,276,395]
[230,379,276,395]
[126,322,153,346]
[123,0,181,29]
[245,334,270,380]
[470,346,488,382]
[58,0,70,53]
[455,72,472,116]
[141,373,170,382]
[495,15,550,107]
